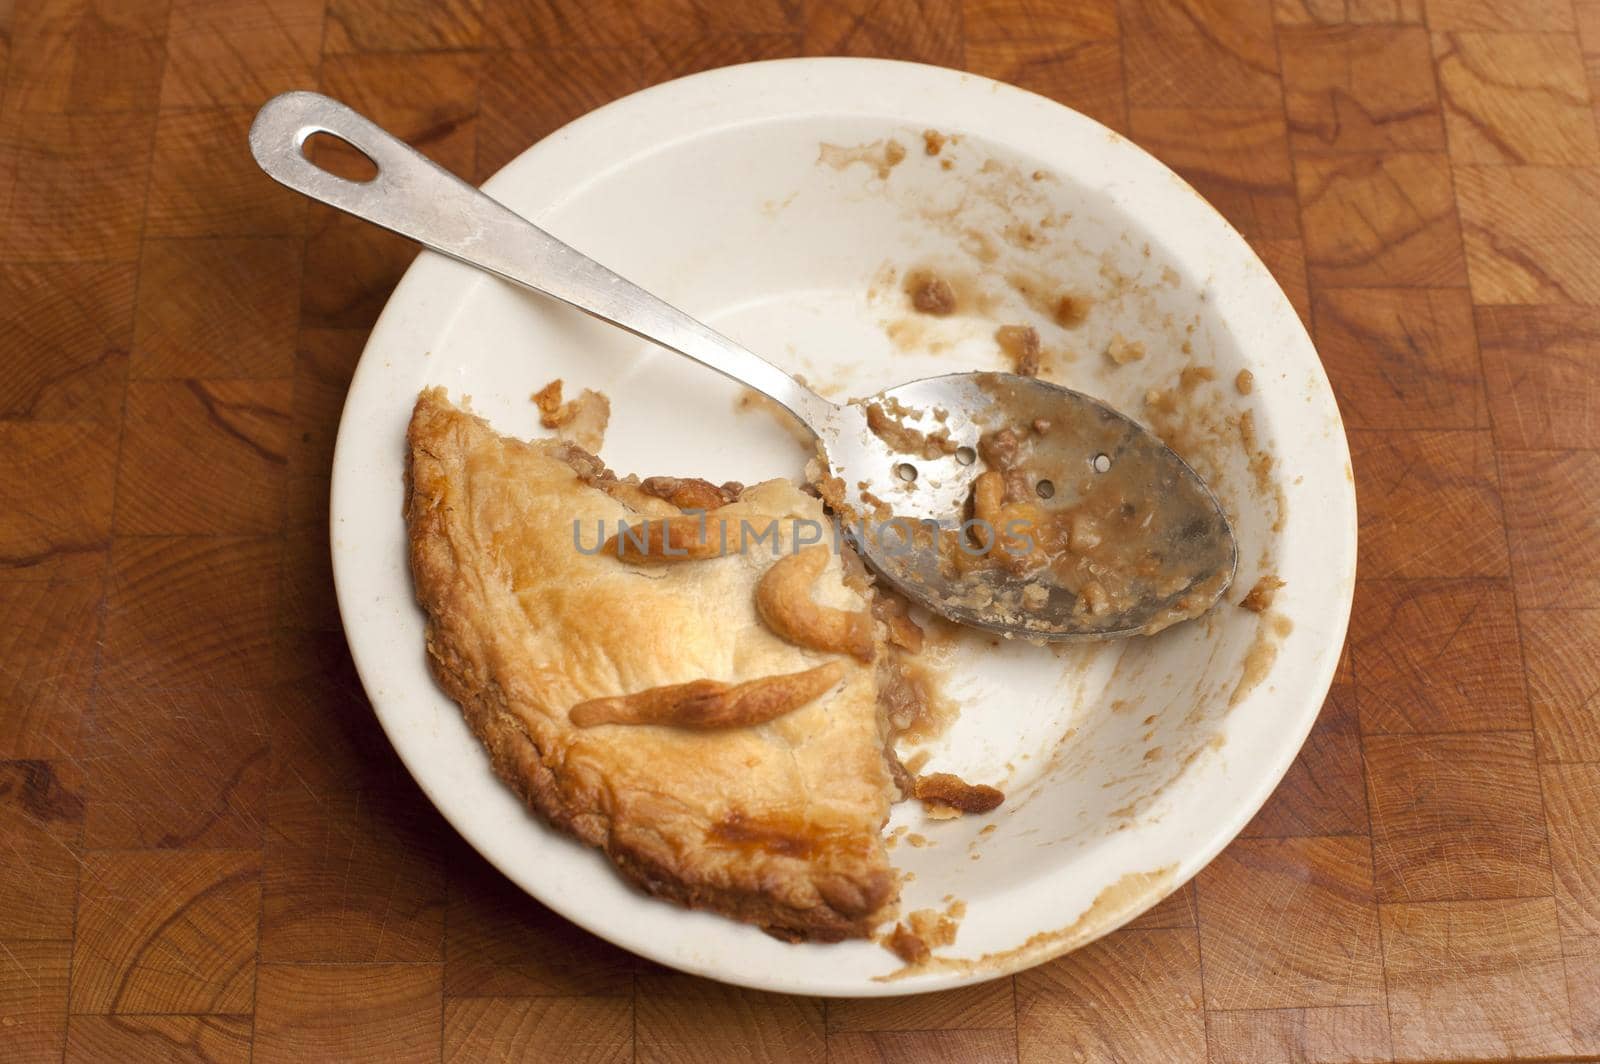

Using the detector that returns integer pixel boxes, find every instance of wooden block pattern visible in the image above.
[146,108,310,239]
[805,0,961,65]
[4,0,168,115]
[1128,109,1297,239]
[1434,31,1600,165]
[1347,429,1508,580]
[3,2,1599,1060]
[70,850,260,1015]
[1273,0,1424,23]
[967,38,1129,135]
[114,379,291,535]
[1311,287,1485,430]
[1365,732,1550,903]
[0,420,118,581]
[1478,305,1600,449]
[131,238,303,379]
[634,975,826,1063]
[64,1015,253,1064]
[1122,0,1282,109]
[1499,449,1600,609]
[102,537,282,688]
[0,940,71,1064]
[1241,684,1370,837]
[0,581,101,757]
[0,263,134,422]
[1381,897,1576,1058]
[1569,932,1600,1058]
[0,761,83,940]
[443,997,632,1064]
[261,780,446,964]
[1297,153,1468,288]
[1196,836,1383,1010]
[1280,26,1444,153]
[1454,166,1600,304]
[1520,608,1600,763]
[445,850,635,997]
[325,0,486,53]
[1543,763,1600,939]
[254,963,442,1064]
[827,981,1014,1032]
[1016,927,1205,1061]
[82,688,271,849]
[0,109,158,262]
[1351,579,1528,733]
[160,0,325,109]
[1424,0,1575,31]
[1206,1005,1392,1063]
[830,1028,1019,1063]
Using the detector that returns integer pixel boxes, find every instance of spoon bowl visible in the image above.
[822,372,1236,638]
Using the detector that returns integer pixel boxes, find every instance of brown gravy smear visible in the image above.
[862,398,960,460]
[934,374,1228,633]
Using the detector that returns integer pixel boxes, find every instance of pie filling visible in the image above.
[405,387,995,944]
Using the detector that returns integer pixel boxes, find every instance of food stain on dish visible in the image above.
[819,138,908,181]
[1230,611,1293,708]
[875,866,1177,980]
[1142,363,1287,537]
[732,387,813,449]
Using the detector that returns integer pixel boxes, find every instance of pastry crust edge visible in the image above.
[404,389,894,942]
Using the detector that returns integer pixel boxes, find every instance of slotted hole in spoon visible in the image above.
[1093,453,1112,473]
[894,463,918,483]
[302,131,379,183]
[1036,479,1055,499]
[955,446,976,466]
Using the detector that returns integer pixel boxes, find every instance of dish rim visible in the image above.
[329,56,1358,996]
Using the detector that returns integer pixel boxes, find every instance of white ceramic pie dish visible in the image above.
[330,58,1356,995]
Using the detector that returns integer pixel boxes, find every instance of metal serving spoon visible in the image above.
[250,91,1235,640]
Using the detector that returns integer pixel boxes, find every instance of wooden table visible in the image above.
[3,1,1599,1061]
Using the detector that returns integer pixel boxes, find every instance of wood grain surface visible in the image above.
[2,1,1598,1061]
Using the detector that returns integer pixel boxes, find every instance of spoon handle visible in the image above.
[249,91,831,428]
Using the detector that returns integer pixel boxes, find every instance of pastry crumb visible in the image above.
[1235,369,1255,395]
[914,772,1005,815]
[532,379,610,453]
[906,270,957,316]
[995,324,1041,377]
[1239,575,1284,613]
[883,904,962,965]
[886,922,930,964]
[922,129,947,155]
[1105,334,1145,366]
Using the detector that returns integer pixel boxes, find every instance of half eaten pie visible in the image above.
[405,388,899,940]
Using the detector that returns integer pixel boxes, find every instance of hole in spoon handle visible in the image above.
[248,91,428,214]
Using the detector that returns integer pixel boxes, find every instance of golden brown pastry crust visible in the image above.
[405,388,897,941]
[568,662,847,730]
[755,547,875,662]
